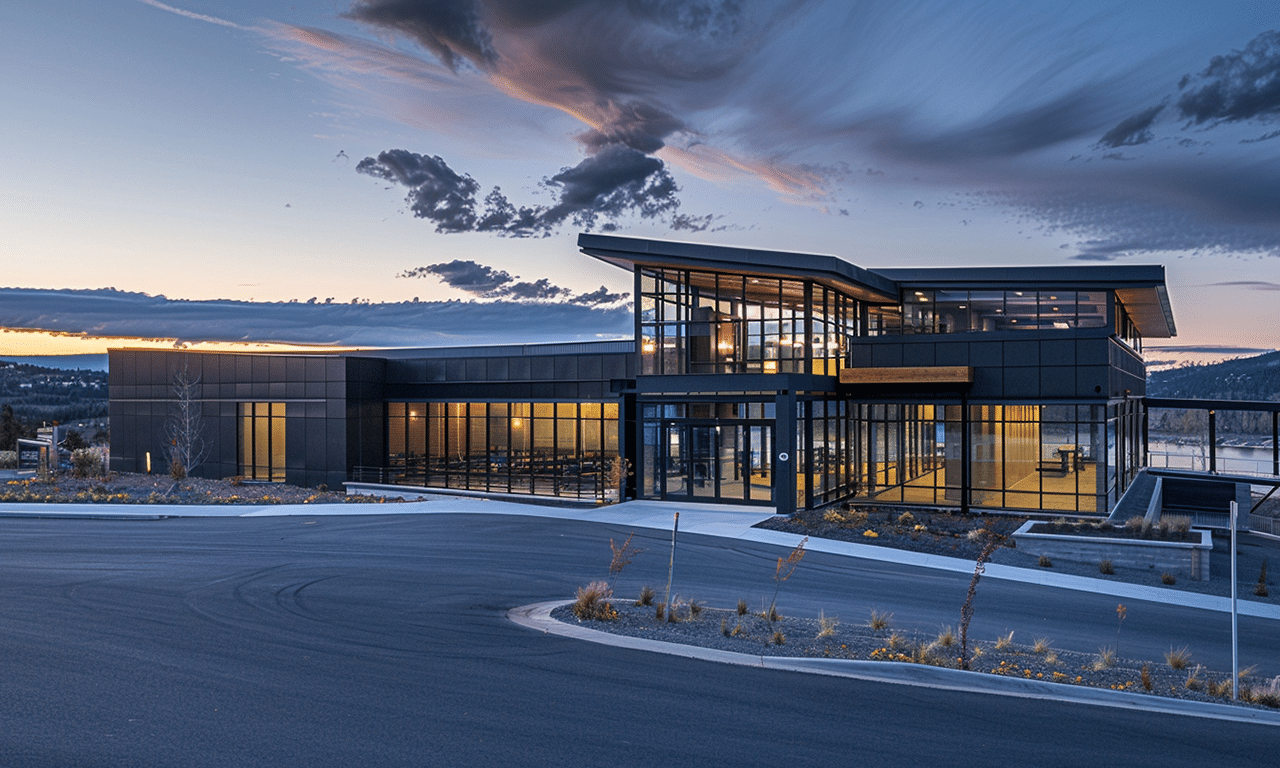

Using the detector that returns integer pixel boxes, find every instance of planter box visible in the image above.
[1011,521,1212,581]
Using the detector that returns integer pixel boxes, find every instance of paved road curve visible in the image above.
[0,514,1275,767]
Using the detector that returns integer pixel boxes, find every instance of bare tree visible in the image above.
[164,363,209,481]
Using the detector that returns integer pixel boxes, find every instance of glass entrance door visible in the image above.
[659,422,772,504]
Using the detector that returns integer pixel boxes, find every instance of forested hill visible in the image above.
[0,361,108,424]
[1147,350,1280,402]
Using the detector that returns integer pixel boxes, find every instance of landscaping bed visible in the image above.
[757,505,1027,560]
[552,599,1280,710]
[0,472,398,505]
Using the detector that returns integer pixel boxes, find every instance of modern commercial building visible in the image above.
[109,233,1175,516]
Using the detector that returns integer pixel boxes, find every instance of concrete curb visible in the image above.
[509,600,1280,727]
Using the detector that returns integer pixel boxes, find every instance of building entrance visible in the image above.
[656,422,773,503]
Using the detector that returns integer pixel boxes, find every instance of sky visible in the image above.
[4,1,1280,365]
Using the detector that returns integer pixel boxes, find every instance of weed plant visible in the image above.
[995,631,1015,650]
[571,581,618,621]
[1165,646,1192,670]
[636,585,655,606]
[868,608,892,630]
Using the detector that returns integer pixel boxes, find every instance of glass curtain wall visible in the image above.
[841,402,1134,514]
[641,401,774,504]
[638,268,858,376]
[873,290,1109,335]
[386,401,619,499]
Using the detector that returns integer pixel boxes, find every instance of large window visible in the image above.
[641,401,774,505]
[238,402,285,481]
[639,268,858,376]
[387,401,619,500]
[871,290,1109,335]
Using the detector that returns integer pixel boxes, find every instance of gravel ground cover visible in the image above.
[551,600,1280,711]
[0,472,396,505]
[758,505,1280,604]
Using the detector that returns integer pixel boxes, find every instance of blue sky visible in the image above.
[4,1,1280,360]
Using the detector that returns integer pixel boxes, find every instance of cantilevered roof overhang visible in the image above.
[579,234,1176,338]
[877,265,1177,338]
[578,233,899,304]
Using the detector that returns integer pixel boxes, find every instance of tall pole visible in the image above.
[1231,500,1239,701]
[663,511,680,613]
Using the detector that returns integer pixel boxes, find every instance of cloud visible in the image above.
[358,146,699,235]
[397,259,629,306]
[397,260,514,295]
[137,0,246,30]
[0,288,631,348]
[1177,30,1280,125]
[356,150,481,232]
[1096,105,1165,148]
[1208,280,1280,291]
[343,0,496,71]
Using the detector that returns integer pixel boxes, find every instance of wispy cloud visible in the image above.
[136,0,246,30]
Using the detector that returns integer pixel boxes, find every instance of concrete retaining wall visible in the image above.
[1012,521,1212,581]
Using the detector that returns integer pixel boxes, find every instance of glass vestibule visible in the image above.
[641,402,774,504]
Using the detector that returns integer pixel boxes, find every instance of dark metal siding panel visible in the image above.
[933,341,969,367]
[870,344,903,368]
[1002,367,1040,398]
[901,342,935,367]
[1004,340,1039,367]
[1040,367,1077,397]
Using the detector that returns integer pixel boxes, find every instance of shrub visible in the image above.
[1099,559,1114,575]
[844,510,869,527]
[896,511,915,526]
[1165,646,1192,670]
[1124,516,1144,532]
[1184,664,1205,691]
[995,630,1014,650]
[1161,572,1177,585]
[822,509,844,524]
[817,610,837,639]
[721,617,729,636]
[1032,637,1052,654]
[571,581,617,621]
[868,608,892,630]
[71,447,106,478]
[688,600,703,619]
[655,602,665,621]
[1166,515,1192,536]
[1256,582,1270,598]
[1257,559,1269,597]
[737,598,748,617]
[1091,647,1116,671]
[888,632,906,650]
[935,625,956,648]
[1141,664,1153,691]
[771,630,786,646]
[636,584,655,606]
[1038,554,1053,568]
[169,457,186,482]
[1043,650,1059,665]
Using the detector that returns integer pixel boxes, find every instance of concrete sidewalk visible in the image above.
[1,493,1278,620]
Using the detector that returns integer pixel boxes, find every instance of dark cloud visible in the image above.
[1177,30,1280,125]
[569,286,630,305]
[0,288,631,348]
[1096,105,1164,148]
[398,259,628,305]
[397,260,514,295]
[343,0,497,71]
[355,150,481,232]
[575,101,685,154]
[360,146,703,235]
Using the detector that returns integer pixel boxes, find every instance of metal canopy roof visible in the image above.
[579,234,1176,338]
[578,233,899,303]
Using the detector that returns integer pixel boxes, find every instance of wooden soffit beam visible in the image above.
[839,366,974,385]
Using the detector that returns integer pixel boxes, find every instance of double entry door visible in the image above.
[659,421,773,503]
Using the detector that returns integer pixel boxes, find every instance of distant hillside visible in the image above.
[0,361,108,426]
[1147,350,1280,437]
[1148,350,1280,402]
